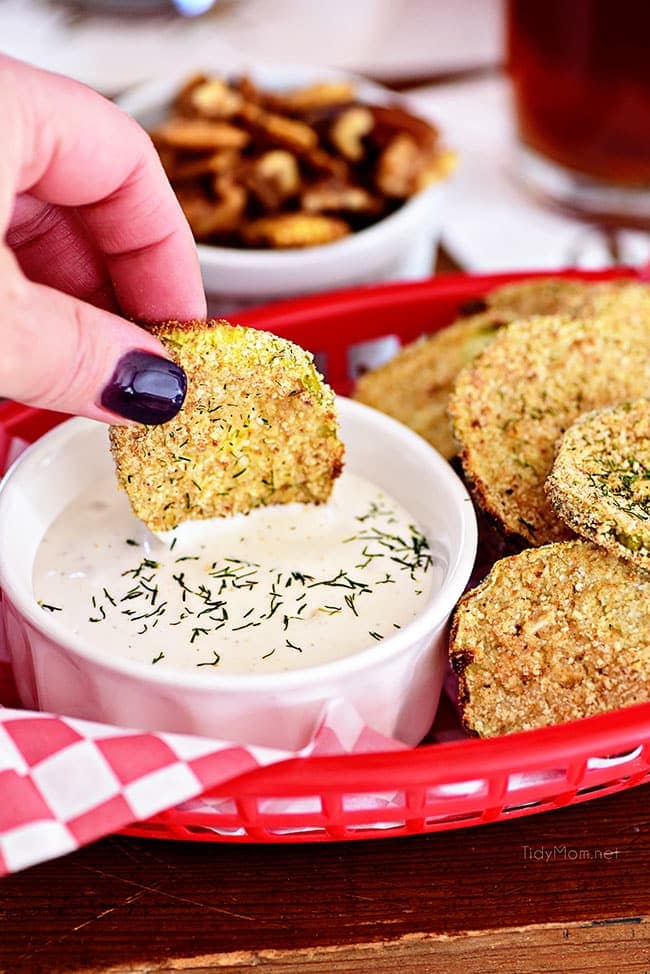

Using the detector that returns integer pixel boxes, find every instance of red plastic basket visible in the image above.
[2,267,649,844]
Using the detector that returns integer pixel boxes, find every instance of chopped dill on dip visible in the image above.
[33,471,441,675]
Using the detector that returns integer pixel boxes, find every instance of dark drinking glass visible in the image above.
[507,0,650,227]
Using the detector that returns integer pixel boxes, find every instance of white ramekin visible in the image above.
[0,398,476,750]
[118,65,451,311]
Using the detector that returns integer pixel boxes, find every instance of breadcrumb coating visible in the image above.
[352,278,635,460]
[449,312,650,545]
[547,399,650,572]
[450,541,650,737]
[354,311,507,459]
[110,320,344,531]
[578,281,650,324]
[485,277,593,317]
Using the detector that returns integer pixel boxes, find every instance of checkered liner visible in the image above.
[0,687,403,875]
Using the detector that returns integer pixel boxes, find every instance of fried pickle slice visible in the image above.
[578,280,650,323]
[450,541,650,737]
[353,311,508,460]
[351,278,630,462]
[485,278,592,317]
[449,313,650,545]
[455,277,643,321]
[546,399,650,572]
[110,321,344,532]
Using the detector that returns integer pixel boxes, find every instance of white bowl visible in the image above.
[0,399,476,750]
[118,65,451,311]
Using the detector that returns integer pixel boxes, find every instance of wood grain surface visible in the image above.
[2,783,649,974]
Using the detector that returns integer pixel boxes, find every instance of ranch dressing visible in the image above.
[33,471,440,675]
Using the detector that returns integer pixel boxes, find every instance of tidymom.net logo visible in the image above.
[523,845,620,862]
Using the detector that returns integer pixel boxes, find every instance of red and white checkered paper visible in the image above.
[0,667,403,876]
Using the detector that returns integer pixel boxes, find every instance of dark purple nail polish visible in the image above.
[100,351,187,424]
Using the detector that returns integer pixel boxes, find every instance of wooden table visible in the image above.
[1,783,649,974]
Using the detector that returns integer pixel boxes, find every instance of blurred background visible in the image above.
[1,0,648,282]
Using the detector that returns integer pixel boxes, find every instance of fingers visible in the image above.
[0,246,186,424]
[80,153,206,322]
[8,194,117,311]
[0,54,206,322]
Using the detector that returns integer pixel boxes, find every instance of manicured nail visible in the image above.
[100,350,187,424]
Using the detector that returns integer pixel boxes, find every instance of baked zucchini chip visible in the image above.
[546,399,650,572]
[449,313,650,545]
[450,541,650,737]
[110,320,344,531]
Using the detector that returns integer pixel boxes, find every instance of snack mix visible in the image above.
[151,75,455,249]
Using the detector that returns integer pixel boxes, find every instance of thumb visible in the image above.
[0,248,187,425]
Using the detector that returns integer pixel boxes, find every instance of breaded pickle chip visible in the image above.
[352,277,628,460]
[485,277,592,317]
[486,277,645,321]
[450,541,650,737]
[449,314,650,544]
[547,399,650,572]
[579,280,650,323]
[110,320,344,531]
[354,311,506,459]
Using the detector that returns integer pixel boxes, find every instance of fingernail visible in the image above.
[100,350,187,424]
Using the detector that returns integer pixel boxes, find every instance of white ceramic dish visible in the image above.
[118,65,451,311]
[0,398,476,750]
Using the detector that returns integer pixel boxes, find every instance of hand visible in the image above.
[0,55,206,424]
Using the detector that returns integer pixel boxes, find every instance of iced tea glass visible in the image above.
[507,0,650,227]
